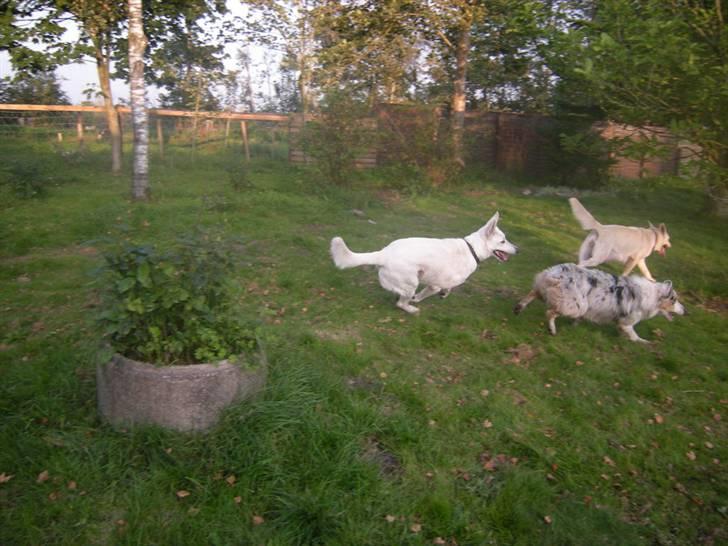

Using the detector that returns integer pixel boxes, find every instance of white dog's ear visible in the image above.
[481,212,500,237]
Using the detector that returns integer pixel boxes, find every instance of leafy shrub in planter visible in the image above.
[98,234,256,365]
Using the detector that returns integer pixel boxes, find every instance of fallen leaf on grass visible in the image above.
[225,474,236,486]
[67,481,77,490]
[654,414,664,424]
[505,343,538,365]
[603,456,616,467]
[481,453,518,472]
[176,490,191,498]
[543,515,553,525]
[686,451,697,461]
[0,473,14,484]
[234,496,242,504]
[482,419,493,429]
[385,515,396,523]
[252,515,265,525]
[36,470,49,483]
[410,523,422,533]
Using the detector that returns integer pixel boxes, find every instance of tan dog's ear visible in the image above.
[659,223,667,234]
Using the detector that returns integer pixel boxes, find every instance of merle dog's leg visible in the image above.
[546,309,559,335]
[619,321,649,343]
[514,290,538,315]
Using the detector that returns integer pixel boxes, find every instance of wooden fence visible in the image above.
[0,103,693,180]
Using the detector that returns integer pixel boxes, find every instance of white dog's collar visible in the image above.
[463,239,481,264]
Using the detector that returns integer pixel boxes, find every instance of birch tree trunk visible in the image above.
[129,0,150,200]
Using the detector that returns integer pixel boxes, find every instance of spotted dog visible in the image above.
[569,197,671,282]
[514,263,684,343]
[330,212,518,314]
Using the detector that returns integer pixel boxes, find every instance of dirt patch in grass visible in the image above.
[695,295,728,315]
[362,436,403,478]
[1,245,99,264]
[375,189,402,206]
[314,326,362,343]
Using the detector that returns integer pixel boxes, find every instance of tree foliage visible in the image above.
[557,0,728,193]
[0,70,70,104]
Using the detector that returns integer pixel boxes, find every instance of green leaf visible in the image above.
[116,277,136,293]
[137,261,151,287]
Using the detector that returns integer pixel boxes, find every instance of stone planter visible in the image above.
[97,353,266,432]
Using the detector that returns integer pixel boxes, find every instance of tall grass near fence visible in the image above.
[0,136,726,545]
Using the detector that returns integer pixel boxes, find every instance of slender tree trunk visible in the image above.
[93,38,122,174]
[450,15,471,169]
[129,0,149,200]
[298,0,311,114]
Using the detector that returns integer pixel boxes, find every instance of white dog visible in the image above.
[330,212,518,313]
[514,263,685,343]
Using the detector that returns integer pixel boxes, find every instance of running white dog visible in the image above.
[330,212,518,314]
[514,263,684,343]
[569,197,671,282]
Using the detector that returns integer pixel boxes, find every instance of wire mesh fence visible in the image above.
[0,105,291,162]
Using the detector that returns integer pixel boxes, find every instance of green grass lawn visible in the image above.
[1,139,726,545]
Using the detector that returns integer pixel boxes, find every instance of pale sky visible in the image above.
[0,1,270,108]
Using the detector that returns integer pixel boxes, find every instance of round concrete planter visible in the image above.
[97,353,266,432]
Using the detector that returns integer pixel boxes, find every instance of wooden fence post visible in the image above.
[76,113,84,147]
[156,118,164,159]
[241,121,250,162]
[225,118,231,147]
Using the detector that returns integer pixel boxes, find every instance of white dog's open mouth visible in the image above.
[661,310,673,321]
[493,250,509,262]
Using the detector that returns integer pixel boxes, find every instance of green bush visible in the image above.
[97,233,256,365]
[540,119,615,189]
[300,91,375,185]
[0,161,51,198]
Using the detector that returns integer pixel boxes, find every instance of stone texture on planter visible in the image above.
[97,353,266,432]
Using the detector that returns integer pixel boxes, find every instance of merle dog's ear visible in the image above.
[482,211,500,237]
[661,280,673,295]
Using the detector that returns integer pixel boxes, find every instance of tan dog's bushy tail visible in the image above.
[569,198,601,231]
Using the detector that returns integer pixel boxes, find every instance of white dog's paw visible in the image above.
[397,302,420,314]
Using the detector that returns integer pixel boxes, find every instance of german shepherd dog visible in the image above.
[569,198,671,282]
[330,212,518,314]
[514,263,684,343]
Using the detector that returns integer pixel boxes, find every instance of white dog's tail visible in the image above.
[569,198,601,231]
[330,237,383,269]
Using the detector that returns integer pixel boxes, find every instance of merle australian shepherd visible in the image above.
[514,263,684,343]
